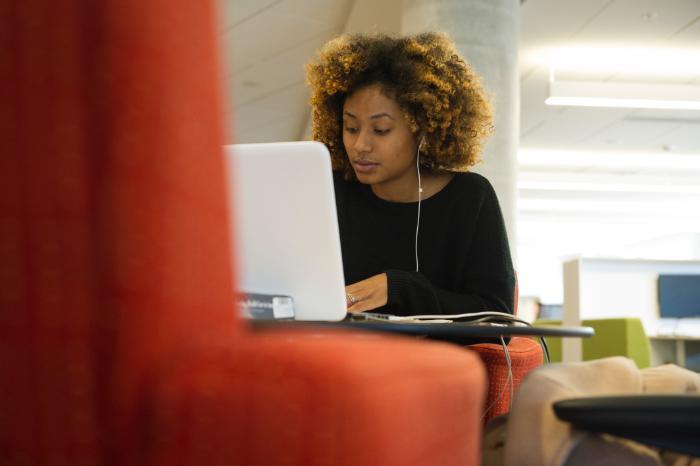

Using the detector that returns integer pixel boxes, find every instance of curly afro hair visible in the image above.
[305,32,493,179]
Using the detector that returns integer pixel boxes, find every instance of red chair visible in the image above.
[0,1,488,465]
[470,277,544,423]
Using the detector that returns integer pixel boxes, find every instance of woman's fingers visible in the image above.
[345,273,388,312]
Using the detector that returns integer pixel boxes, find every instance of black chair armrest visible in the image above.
[553,395,700,457]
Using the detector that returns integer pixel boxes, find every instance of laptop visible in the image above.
[224,141,347,321]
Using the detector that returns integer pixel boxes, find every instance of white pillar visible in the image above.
[402,0,519,257]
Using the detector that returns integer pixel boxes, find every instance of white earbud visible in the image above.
[418,138,425,193]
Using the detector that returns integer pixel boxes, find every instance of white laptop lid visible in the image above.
[224,141,347,321]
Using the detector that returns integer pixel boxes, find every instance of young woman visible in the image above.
[306,32,514,316]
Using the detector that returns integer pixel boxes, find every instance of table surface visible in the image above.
[250,319,594,344]
[649,335,700,341]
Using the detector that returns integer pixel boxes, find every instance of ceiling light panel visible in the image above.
[546,80,700,110]
[532,46,700,78]
[518,148,700,172]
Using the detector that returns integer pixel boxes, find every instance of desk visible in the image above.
[562,257,700,362]
[649,335,700,369]
[251,320,594,345]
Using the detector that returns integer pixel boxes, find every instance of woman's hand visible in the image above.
[345,273,388,313]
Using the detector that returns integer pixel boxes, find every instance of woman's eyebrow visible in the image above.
[343,111,394,120]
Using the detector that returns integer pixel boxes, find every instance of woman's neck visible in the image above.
[371,170,454,203]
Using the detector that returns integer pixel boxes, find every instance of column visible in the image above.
[402,0,519,256]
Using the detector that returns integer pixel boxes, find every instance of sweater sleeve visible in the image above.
[385,178,515,316]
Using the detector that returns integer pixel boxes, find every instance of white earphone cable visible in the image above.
[415,141,423,272]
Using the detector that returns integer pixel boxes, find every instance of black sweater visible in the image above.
[333,171,515,316]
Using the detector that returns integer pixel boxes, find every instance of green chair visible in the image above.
[582,318,651,368]
[533,317,651,368]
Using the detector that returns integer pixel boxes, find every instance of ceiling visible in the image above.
[520,0,700,153]
[217,0,700,149]
[217,0,700,302]
[217,0,355,144]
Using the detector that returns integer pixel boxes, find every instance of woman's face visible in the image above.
[342,84,419,198]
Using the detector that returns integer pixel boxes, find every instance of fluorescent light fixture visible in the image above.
[546,80,700,110]
[518,198,700,218]
[543,46,700,77]
[518,149,700,172]
[524,46,700,77]
[517,180,700,195]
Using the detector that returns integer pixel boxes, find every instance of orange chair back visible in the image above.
[1,1,237,462]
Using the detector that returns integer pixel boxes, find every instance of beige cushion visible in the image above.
[484,357,700,466]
